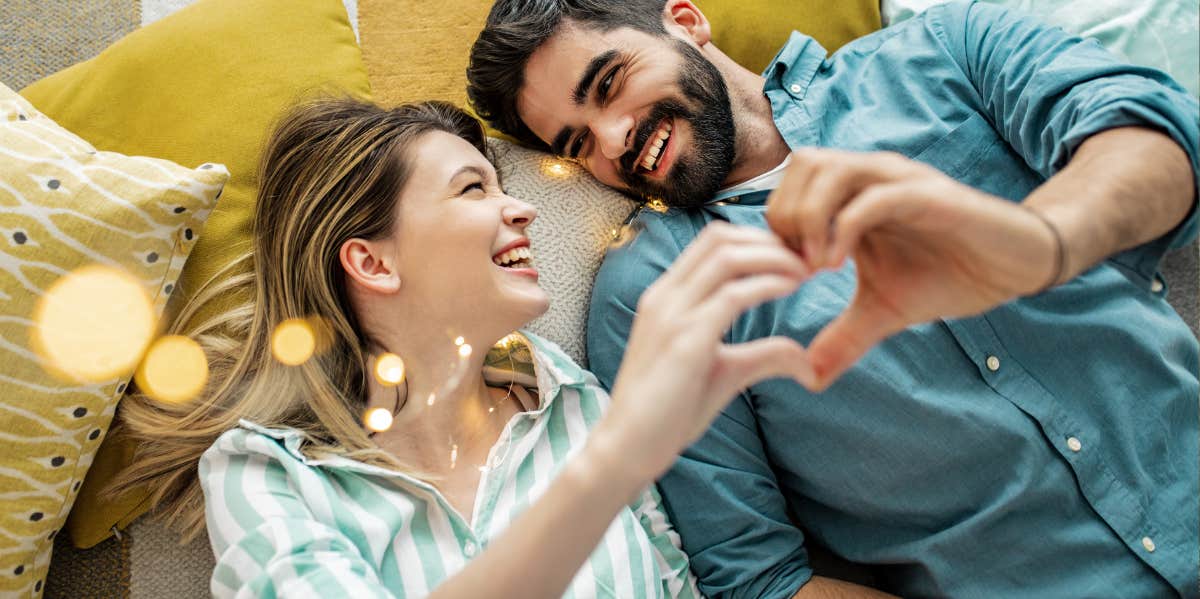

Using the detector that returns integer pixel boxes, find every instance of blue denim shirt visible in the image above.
[586,2,1200,597]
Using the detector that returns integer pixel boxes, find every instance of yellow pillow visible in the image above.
[702,0,882,73]
[0,83,227,597]
[361,0,880,110]
[21,0,371,549]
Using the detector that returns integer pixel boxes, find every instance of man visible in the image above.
[466,1,1200,597]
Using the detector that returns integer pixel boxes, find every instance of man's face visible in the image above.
[517,21,736,209]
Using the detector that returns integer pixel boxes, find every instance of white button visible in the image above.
[1066,437,1082,452]
[1150,278,1164,293]
[1141,536,1156,552]
[463,541,477,557]
[789,83,802,94]
[985,356,1000,372]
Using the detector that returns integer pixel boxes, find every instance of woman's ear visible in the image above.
[662,0,711,46]
[340,238,402,294]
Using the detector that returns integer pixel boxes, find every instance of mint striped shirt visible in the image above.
[199,332,702,598]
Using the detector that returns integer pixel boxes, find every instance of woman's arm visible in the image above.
[432,223,814,599]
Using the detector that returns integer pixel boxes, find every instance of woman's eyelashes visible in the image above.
[460,180,486,196]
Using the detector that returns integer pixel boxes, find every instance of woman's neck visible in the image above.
[361,320,521,475]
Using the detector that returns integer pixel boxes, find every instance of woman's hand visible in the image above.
[599,221,816,484]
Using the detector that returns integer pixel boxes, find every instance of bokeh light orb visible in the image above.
[374,353,406,386]
[272,318,315,366]
[32,265,154,382]
[363,407,394,433]
[135,335,208,404]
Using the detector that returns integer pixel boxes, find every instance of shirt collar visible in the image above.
[703,32,826,207]
[235,330,589,469]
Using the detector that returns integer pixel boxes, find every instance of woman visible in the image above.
[112,99,813,598]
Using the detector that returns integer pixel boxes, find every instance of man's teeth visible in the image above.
[641,122,673,171]
[493,246,534,267]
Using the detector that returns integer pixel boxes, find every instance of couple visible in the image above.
[114,0,1199,597]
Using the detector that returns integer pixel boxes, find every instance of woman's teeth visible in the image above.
[493,246,534,268]
[641,122,672,172]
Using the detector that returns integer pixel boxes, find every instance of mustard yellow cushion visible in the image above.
[20,0,371,549]
[0,82,227,597]
[702,0,882,73]
[361,0,879,112]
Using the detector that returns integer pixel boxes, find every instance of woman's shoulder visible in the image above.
[200,420,308,469]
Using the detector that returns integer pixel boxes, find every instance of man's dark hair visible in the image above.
[467,0,668,148]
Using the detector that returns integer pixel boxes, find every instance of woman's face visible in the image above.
[387,130,549,337]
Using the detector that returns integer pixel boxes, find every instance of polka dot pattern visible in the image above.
[0,82,227,594]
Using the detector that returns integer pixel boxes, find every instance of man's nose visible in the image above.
[594,113,634,161]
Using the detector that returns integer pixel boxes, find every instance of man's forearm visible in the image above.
[1024,126,1195,284]
[792,575,898,598]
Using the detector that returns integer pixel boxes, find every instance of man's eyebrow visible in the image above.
[551,128,574,157]
[572,49,619,106]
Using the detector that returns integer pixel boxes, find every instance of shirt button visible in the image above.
[789,83,802,94]
[463,541,477,557]
[1066,437,1082,452]
[1150,277,1164,293]
[985,355,1001,372]
[1141,536,1156,552]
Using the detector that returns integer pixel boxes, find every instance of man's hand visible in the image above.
[765,149,1059,391]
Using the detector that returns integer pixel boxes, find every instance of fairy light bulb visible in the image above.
[458,343,473,358]
[374,353,406,386]
[363,407,394,433]
[135,335,208,404]
[271,319,315,366]
[32,265,154,382]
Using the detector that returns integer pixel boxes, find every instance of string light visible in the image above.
[449,443,459,469]
[271,319,315,366]
[458,343,473,358]
[374,353,406,386]
[454,336,465,347]
[363,407,393,433]
[540,158,572,178]
[135,336,208,404]
[32,265,154,382]
[645,198,668,213]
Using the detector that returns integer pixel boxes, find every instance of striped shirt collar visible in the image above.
[236,330,588,475]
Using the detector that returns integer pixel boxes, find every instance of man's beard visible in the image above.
[617,39,736,210]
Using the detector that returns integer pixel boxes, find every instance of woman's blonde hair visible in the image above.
[110,99,487,540]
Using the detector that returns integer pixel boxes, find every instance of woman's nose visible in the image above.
[503,195,537,227]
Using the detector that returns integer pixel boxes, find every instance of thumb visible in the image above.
[714,336,818,397]
[805,291,903,392]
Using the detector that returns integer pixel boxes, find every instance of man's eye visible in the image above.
[598,71,616,100]
[570,132,588,159]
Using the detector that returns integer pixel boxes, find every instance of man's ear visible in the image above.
[662,0,711,46]
[340,237,402,294]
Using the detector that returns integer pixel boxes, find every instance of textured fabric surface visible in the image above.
[127,517,212,599]
[0,82,226,597]
[20,0,372,550]
[703,0,881,74]
[489,140,637,366]
[45,530,130,599]
[0,0,139,91]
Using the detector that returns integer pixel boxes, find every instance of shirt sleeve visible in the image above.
[587,214,813,599]
[931,0,1200,280]
[628,485,704,599]
[199,432,396,599]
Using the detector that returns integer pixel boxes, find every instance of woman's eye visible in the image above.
[461,181,485,195]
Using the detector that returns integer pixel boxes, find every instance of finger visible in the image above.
[690,272,806,341]
[765,152,818,257]
[804,292,906,392]
[827,182,920,268]
[796,164,871,269]
[710,336,817,399]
